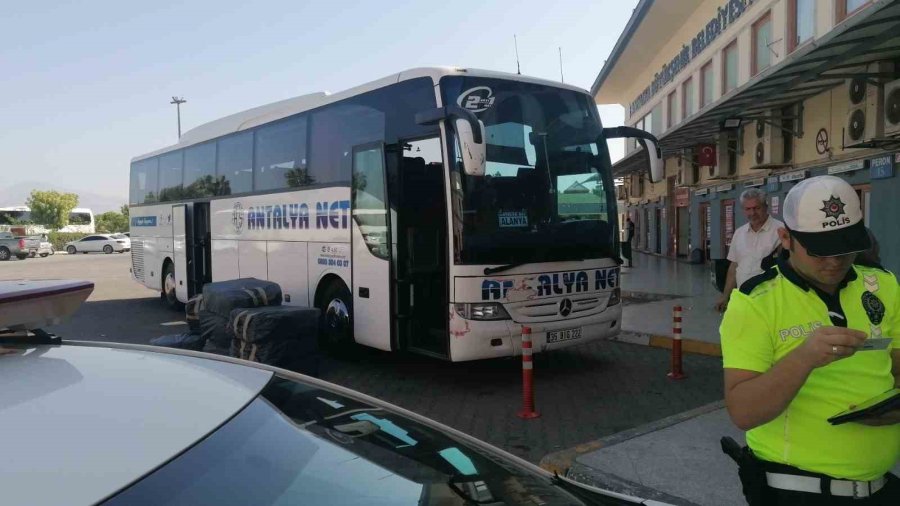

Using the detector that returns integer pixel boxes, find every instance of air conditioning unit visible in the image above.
[845,73,884,144]
[752,111,784,166]
[883,78,900,136]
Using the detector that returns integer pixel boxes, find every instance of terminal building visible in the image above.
[594,0,900,273]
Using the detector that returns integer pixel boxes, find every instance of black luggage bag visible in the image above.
[228,306,320,376]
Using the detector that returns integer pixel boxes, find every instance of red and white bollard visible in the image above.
[517,326,540,419]
[668,305,687,380]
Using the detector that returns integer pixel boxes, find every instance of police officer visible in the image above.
[721,175,900,505]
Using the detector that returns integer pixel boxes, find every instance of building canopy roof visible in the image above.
[603,1,900,177]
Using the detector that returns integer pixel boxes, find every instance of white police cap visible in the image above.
[782,175,871,257]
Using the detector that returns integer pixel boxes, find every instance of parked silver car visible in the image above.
[25,235,53,257]
[65,234,129,254]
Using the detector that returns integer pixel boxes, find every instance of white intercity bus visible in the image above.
[0,206,96,234]
[128,67,662,361]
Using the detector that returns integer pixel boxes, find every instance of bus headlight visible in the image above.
[454,303,511,321]
[608,287,621,306]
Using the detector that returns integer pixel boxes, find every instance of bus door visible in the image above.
[351,143,394,351]
[190,202,213,294]
[172,202,212,302]
[392,137,449,359]
[172,204,191,303]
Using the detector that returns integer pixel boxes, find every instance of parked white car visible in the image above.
[110,232,131,250]
[65,234,129,255]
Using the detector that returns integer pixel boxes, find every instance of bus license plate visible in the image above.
[547,328,582,343]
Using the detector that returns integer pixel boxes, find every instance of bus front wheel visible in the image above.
[161,262,183,311]
[317,281,353,350]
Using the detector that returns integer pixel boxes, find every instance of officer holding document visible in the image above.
[720,175,900,504]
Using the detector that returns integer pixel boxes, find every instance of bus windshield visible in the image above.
[441,77,616,265]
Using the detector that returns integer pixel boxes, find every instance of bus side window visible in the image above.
[130,157,159,204]
[158,151,184,202]
[255,115,308,191]
[217,132,253,195]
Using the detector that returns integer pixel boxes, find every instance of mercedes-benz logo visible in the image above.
[559,298,572,317]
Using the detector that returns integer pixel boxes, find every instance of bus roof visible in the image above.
[132,67,590,162]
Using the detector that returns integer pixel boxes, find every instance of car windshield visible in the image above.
[103,375,606,506]
[441,77,617,265]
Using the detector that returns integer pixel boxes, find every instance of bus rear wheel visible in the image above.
[317,281,353,351]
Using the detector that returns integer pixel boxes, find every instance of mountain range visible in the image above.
[0,181,125,214]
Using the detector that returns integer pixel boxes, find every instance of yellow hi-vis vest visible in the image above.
[721,261,900,481]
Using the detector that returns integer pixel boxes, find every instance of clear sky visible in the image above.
[1,0,636,202]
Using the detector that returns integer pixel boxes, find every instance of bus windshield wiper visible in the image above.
[483,262,530,276]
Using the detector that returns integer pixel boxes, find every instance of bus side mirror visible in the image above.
[636,137,663,183]
[455,118,486,176]
[601,127,664,183]
[416,105,486,176]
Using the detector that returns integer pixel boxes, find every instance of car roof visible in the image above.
[0,343,272,506]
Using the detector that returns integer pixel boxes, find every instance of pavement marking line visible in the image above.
[613,331,722,357]
[539,441,604,475]
[648,335,722,357]
[538,400,725,475]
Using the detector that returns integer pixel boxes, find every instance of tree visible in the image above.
[120,204,129,219]
[96,211,129,233]
[26,190,79,230]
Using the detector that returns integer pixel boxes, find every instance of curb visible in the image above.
[539,400,725,476]
[612,330,722,357]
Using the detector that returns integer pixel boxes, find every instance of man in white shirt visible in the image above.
[715,188,783,312]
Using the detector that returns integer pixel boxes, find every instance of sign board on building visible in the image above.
[675,187,691,208]
[771,196,780,216]
[716,183,735,193]
[870,155,894,180]
[827,159,865,175]
[766,176,781,193]
[628,0,757,116]
[695,188,710,196]
[779,170,808,183]
[744,177,766,188]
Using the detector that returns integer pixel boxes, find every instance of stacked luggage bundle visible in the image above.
[152,278,320,376]
[228,305,320,375]
[199,278,283,354]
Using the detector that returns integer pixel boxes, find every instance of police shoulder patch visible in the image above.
[739,268,778,295]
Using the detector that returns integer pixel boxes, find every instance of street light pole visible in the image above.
[170,96,186,139]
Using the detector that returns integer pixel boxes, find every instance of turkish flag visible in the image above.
[697,144,717,166]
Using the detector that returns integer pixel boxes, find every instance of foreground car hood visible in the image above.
[0,345,272,506]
